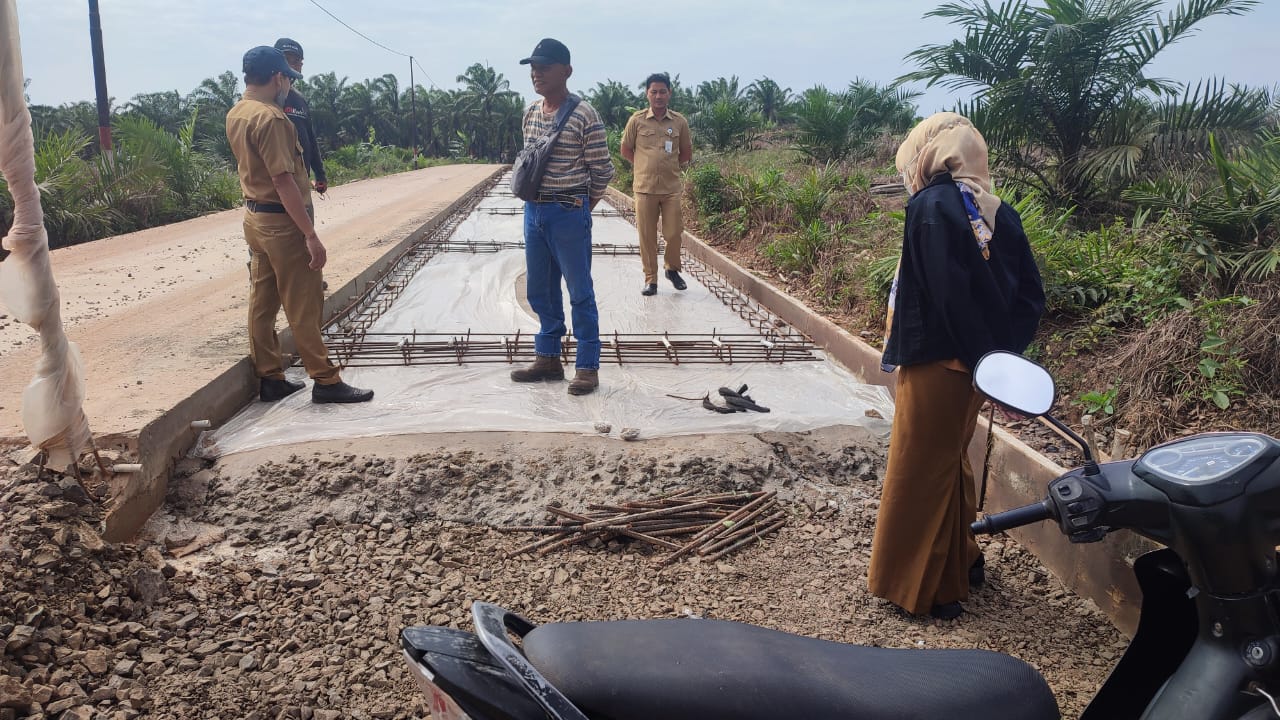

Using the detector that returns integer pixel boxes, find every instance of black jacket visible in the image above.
[881,172,1045,371]
[282,88,326,184]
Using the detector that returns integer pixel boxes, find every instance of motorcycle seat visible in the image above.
[523,617,1059,720]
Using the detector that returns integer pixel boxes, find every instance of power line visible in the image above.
[306,0,439,88]
[413,58,439,91]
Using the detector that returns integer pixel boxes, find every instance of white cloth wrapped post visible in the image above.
[0,0,93,468]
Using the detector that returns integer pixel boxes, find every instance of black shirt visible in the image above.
[281,88,326,184]
[881,173,1045,371]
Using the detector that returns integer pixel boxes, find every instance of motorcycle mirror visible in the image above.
[972,351,1055,417]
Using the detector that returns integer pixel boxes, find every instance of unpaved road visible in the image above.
[0,164,501,438]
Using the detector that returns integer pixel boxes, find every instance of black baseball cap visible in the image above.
[519,38,570,66]
[274,38,304,60]
[243,46,303,80]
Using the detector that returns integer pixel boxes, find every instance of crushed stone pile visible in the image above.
[1,427,1125,719]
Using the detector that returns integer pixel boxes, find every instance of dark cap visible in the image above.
[519,38,570,66]
[243,46,302,81]
[273,38,304,60]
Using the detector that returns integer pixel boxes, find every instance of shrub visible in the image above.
[726,167,785,227]
[1125,132,1280,284]
[693,99,762,151]
[1017,193,1184,325]
[764,220,841,274]
[785,166,840,228]
[688,163,733,217]
[326,139,415,184]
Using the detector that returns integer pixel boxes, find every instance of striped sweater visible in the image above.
[521,97,615,199]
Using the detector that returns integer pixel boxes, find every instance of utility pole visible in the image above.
[409,56,418,169]
[87,0,112,153]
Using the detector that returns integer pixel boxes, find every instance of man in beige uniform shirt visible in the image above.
[621,72,693,296]
[226,46,372,404]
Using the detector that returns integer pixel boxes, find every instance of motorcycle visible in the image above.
[400,350,1280,719]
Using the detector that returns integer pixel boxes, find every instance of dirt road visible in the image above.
[0,164,501,439]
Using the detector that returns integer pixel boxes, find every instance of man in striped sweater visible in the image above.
[509,38,615,396]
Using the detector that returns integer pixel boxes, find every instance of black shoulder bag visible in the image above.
[510,94,581,201]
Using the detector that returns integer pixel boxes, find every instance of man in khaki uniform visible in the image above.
[226,46,372,404]
[621,72,693,296]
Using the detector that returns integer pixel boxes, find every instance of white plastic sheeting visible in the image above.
[196,191,894,457]
[0,1,93,466]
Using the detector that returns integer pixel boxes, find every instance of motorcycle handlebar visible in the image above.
[972,499,1054,535]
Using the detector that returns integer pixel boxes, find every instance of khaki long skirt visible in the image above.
[868,360,986,615]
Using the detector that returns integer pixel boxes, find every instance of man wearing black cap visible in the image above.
[508,38,614,396]
[273,38,327,195]
[226,46,373,404]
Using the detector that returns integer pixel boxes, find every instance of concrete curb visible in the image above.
[606,186,1145,634]
[102,166,507,542]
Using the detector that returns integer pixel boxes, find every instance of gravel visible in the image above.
[0,426,1124,719]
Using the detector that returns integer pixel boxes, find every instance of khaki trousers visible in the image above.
[243,210,340,385]
[634,192,683,284]
[867,360,985,614]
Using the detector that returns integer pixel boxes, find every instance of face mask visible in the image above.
[275,77,290,106]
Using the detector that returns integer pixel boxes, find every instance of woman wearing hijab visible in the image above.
[868,112,1045,620]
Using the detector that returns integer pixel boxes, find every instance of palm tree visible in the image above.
[300,72,349,149]
[845,79,919,135]
[697,77,743,104]
[188,71,241,156]
[900,0,1269,203]
[190,71,239,115]
[339,81,380,143]
[121,91,190,135]
[400,83,430,156]
[371,73,403,144]
[586,80,640,130]
[29,101,103,148]
[792,87,864,163]
[747,77,793,125]
[456,63,519,159]
[694,98,762,151]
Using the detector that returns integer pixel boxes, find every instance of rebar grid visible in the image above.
[327,330,818,367]
[320,178,816,367]
[323,174,501,337]
[476,206,627,218]
[423,240,647,256]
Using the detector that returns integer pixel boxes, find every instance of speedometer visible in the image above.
[1134,433,1280,506]
[1138,435,1268,484]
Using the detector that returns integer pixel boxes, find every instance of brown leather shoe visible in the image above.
[567,369,599,396]
[510,355,565,382]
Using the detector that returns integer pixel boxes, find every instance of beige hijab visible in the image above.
[895,112,1000,231]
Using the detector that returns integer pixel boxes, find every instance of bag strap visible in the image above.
[549,94,581,134]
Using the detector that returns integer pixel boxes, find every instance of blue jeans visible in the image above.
[523,196,600,369]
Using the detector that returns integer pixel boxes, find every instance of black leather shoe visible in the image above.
[312,380,374,404]
[260,377,305,402]
[969,555,986,588]
[665,269,687,290]
[641,283,658,296]
[930,602,963,620]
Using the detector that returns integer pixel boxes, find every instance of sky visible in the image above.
[13,0,1280,115]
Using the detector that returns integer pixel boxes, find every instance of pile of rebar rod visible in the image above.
[497,489,786,564]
